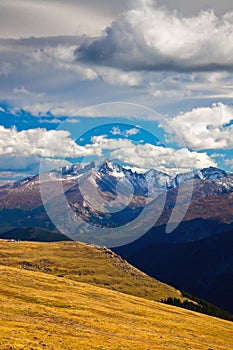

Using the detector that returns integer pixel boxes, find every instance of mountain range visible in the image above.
[1,160,233,229]
[0,160,233,312]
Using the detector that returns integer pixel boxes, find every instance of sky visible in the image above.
[0,0,233,181]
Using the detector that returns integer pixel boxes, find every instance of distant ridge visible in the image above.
[0,227,70,242]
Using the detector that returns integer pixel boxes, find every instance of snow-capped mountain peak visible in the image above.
[98,160,125,177]
[145,169,172,190]
[3,161,233,198]
[196,166,229,181]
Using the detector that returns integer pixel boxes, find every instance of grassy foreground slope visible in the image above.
[0,240,180,302]
[0,265,232,350]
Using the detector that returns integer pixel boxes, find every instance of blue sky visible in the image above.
[0,0,233,181]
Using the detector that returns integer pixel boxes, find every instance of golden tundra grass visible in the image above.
[0,265,232,350]
[0,240,181,302]
[0,240,232,349]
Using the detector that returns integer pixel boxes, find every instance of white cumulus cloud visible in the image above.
[89,134,216,174]
[0,126,216,176]
[110,142,216,174]
[0,126,97,158]
[165,103,233,150]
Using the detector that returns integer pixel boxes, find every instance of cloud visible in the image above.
[66,118,80,124]
[96,66,142,86]
[27,45,98,80]
[38,157,71,172]
[156,0,233,17]
[224,159,233,169]
[0,0,231,41]
[38,118,60,124]
[1,20,233,115]
[12,101,158,119]
[0,154,40,171]
[0,154,71,176]
[0,153,71,172]
[164,103,233,150]
[76,0,233,72]
[0,36,146,113]
[0,125,98,176]
[0,126,99,158]
[110,142,216,174]
[0,171,33,181]
[90,135,134,151]
[90,134,216,174]
[25,44,144,86]
[0,0,120,39]
[110,126,121,135]
[110,126,140,137]
[0,62,11,76]
[125,128,140,136]
[0,126,216,176]
[0,1,233,116]
[13,104,83,118]
[210,153,226,159]
[13,104,52,117]
[12,86,44,97]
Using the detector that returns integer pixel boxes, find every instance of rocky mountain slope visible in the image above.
[1,161,233,234]
[1,161,233,314]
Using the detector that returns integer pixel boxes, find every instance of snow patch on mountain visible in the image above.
[2,160,233,198]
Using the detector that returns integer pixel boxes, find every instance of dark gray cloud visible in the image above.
[1,0,232,39]
[0,36,83,52]
[0,0,233,116]
[76,1,233,73]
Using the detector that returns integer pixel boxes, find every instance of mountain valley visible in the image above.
[0,161,233,314]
